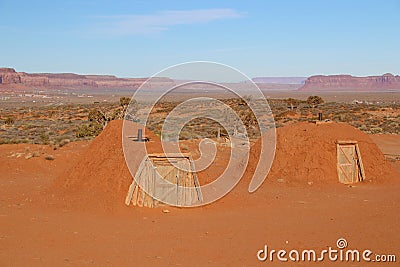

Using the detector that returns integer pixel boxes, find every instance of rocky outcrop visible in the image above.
[19,73,50,87]
[0,68,173,89]
[299,73,400,91]
[0,68,21,84]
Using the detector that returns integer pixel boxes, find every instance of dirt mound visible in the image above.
[248,122,397,186]
[51,120,397,211]
[50,120,162,211]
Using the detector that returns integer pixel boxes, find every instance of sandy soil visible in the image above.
[1,127,399,266]
[370,134,400,173]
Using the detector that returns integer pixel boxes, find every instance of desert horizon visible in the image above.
[2,66,400,91]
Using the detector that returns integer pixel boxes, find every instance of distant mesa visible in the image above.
[1,67,399,92]
[0,68,173,90]
[299,73,400,92]
[252,77,306,84]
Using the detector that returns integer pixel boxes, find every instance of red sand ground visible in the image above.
[1,121,399,266]
[370,134,400,173]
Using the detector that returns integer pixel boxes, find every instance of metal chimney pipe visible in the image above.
[137,129,143,142]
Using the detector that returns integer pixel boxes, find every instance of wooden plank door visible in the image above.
[337,144,358,184]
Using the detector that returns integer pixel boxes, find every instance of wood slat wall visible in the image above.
[125,155,202,208]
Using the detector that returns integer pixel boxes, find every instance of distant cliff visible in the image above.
[0,68,172,90]
[3,68,399,92]
[299,73,400,91]
[252,77,306,84]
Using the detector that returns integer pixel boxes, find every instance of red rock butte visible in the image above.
[0,68,173,89]
[299,73,400,91]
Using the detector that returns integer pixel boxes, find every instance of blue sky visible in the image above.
[0,0,399,78]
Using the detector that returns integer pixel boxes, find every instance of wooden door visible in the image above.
[337,144,358,184]
[125,155,203,207]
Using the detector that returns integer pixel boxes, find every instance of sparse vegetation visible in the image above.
[0,95,399,145]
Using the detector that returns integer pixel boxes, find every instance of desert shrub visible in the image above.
[380,120,400,134]
[88,109,107,125]
[58,139,71,147]
[370,127,383,134]
[284,98,301,110]
[4,117,15,125]
[120,96,131,107]
[238,109,257,128]
[75,123,103,138]
[350,106,362,112]
[359,124,368,131]
[40,132,50,144]
[0,138,8,144]
[307,96,324,108]
[3,138,28,144]
[124,103,138,120]
[339,114,347,121]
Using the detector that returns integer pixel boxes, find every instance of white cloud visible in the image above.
[90,9,245,36]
